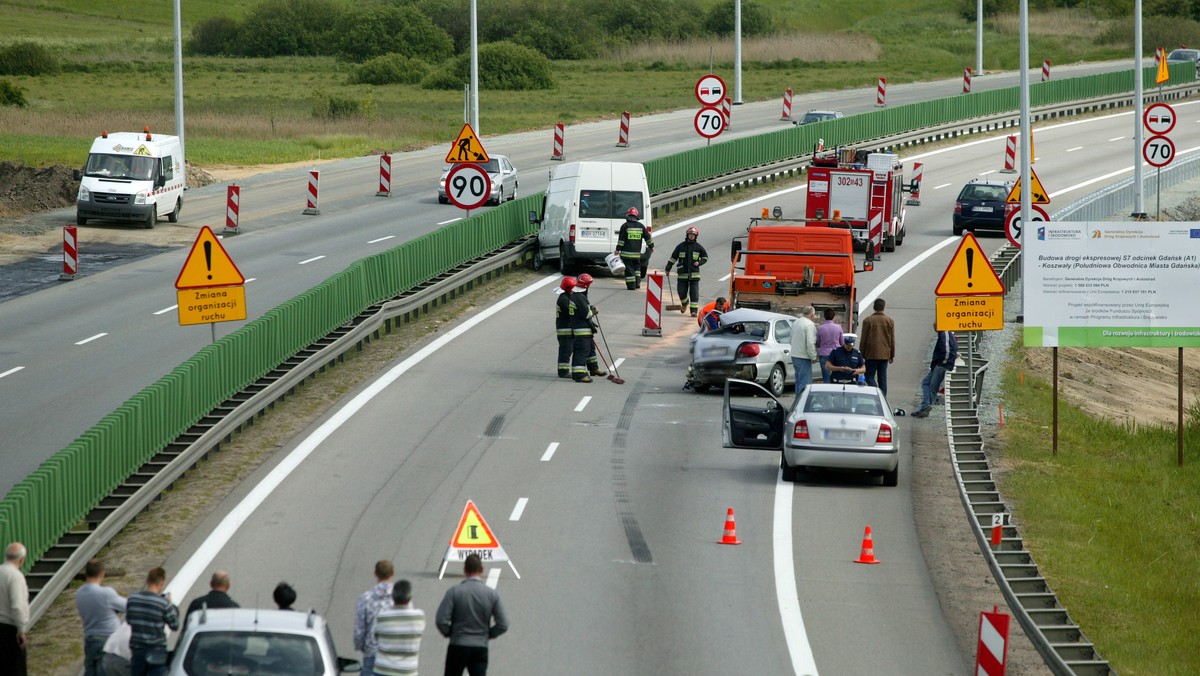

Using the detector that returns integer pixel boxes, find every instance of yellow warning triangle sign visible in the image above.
[444,123,489,164]
[1157,50,1171,85]
[1005,167,1050,204]
[934,232,1005,296]
[175,226,245,289]
[450,499,500,549]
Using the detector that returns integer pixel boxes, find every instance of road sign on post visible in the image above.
[694,106,726,139]
[175,226,247,327]
[1143,135,1176,168]
[445,123,489,163]
[445,163,492,210]
[1004,205,1049,249]
[1005,167,1050,204]
[1144,102,1177,135]
[695,74,726,107]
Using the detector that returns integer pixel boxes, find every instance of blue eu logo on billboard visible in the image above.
[1190,229,1200,238]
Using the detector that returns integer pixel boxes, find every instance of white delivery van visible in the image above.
[76,129,185,229]
[529,161,651,274]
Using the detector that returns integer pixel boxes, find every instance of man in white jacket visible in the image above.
[789,306,819,394]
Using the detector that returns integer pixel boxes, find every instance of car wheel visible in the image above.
[438,195,449,204]
[766,364,786,397]
[952,223,963,236]
[532,248,544,271]
[558,244,571,275]
[896,227,905,246]
[143,206,157,229]
[883,234,896,252]
[76,214,88,226]
[882,465,899,487]
[780,454,797,482]
[167,198,181,223]
[692,382,711,393]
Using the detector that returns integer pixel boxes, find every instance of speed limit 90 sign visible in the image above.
[694,106,726,139]
[445,163,492,209]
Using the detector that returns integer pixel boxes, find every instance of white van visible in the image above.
[529,161,651,274]
[76,129,185,229]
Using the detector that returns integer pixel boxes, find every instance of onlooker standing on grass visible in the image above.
[0,542,30,676]
[914,324,958,418]
[436,554,509,676]
[373,579,425,676]
[76,558,127,676]
[355,560,395,676]
[859,298,896,396]
[815,308,843,383]
[788,306,818,392]
[126,567,178,676]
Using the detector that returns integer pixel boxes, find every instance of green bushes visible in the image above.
[0,80,27,108]
[349,54,431,85]
[0,42,61,76]
[311,88,378,120]
[422,41,553,90]
[333,4,454,63]
[186,16,242,56]
[703,0,774,36]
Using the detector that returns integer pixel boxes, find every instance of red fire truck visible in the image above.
[804,148,919,254]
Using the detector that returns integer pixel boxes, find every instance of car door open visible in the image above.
[722,378,786,450]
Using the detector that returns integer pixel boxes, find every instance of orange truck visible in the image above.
[728,217,871,332]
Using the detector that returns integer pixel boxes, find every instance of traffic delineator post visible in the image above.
[60,225,78,280]
[875,77,887,107]
[780,88,793,121]
[854,525,880,564]
[551,123,565,160]
[1001,135,1017,173]
[224,184,241,235]
[303,170,320,215]
[962,67,972,94]
[718,507,741,545]
[642,271,663,337]
[617,111,630,147]
[376,153,392,197]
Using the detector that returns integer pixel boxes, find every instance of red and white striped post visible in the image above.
[780,88,793,121]
[722,97,732,130]
[875,77,887,106]
[376,152,391,197]
[1041,59,1051,82]
[642,271,663,337]
[1001,135,1017,173]
[224,184,241,234]
[975,606,1010,675]
[990,513,1005,547]
[551,123,565,161]
[617,111,630,147]
[909,162,923,205]
[303,170,320,215]
[962,67,972,94]
[60,225,77,280]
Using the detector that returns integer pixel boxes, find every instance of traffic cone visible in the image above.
[717,507,742,545]
[854,525,880,564]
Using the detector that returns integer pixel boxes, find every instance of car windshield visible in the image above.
[1168,50,1199,60]
[182,631,322,675]
[803,113,834,122]
[804,391,883,416]
[84,153,156,180]
[479,159,500,172]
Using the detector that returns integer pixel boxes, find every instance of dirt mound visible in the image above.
[0,161,218,218]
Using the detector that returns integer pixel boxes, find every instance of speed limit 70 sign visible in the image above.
[445,163,492,210]
[1143,134,1176,168]
[694,106,726,139]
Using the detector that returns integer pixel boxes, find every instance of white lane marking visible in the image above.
[75,333,107,346]
[510,498,528,521]
[438,218,463,225]
[719,273,732,282]
[368,235,395,244]
[933,183,952,190]
[775,470,819,675]
[245,278,257,283]
[154,305,178,315]
[979,170,996,176]
[164,273,562,601]
[613,358,625,369]
[1067,146,1083,152]
[1109,136,1125,142]
[859,238,960,313]
[298,256,325,265]
[574,396,591,412]
[0,367,24,379]
[540,442,559,462]
[486,567,501,589]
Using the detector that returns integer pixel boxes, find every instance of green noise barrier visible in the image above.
[1,64,1189,571]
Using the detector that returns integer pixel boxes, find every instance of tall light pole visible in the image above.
[470,0,480,134]
[1133,0,1145,218]
[975,0,983,77]
[734,0,743,104]
[173,0,186,185]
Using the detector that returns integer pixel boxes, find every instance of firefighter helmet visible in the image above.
[686,226,699,239]
[559,277,577,292]
[577,273,594,289]
[626,207,639,218]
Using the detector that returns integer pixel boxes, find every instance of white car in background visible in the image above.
[438,154,519,205]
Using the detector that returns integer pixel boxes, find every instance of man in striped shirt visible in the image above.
[372,580,425,676]
[126,567,179,676]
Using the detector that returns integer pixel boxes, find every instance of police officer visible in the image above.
[664,226,708,316]
[555,277,578,378]
[615,207,652,290]
[575,274,606,377]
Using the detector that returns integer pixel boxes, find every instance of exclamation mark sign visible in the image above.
[204,241,213,281]
[965,247,974,288]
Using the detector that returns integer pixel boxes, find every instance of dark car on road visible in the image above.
[952,179,1014,235]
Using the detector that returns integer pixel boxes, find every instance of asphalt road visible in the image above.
[149,101,1200,673]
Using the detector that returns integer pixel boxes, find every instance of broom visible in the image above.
[664,271,683,312]
[593,318,625,384]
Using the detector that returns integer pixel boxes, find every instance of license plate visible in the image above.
[579,229,607,239]
[825,429,860,440]
[973,206,994,213]
[702,346,729,357]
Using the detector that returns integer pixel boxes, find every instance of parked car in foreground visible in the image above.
[687,308,797,396]
[438,154,518,205]
[168,607,361,675]
[952,179,1014,235]
[723,379,902,485]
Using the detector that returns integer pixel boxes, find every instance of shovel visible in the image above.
[664,271,683,312]
[592,318,625,385]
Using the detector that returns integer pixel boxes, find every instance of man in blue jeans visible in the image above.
[789,306,818,394]
[126,567,178,676]
[75,559,127,676]
[914,325,958,418]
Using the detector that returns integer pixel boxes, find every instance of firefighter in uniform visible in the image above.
[664,226,709,316]
[615,207,652,290]
[575,273,606,377]
[555,277,578,378]
[569,280,599,382]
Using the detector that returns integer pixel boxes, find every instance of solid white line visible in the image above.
[1109,136,1125,142]
[368,236,395,244]
[154,305,178,315]
[245,278,257,283]
[1067,147,1083,152]
[298,256,325,265]
[933,183,952,190]
[613,358,625,369]
[509,498,528,521]
[540,442,559,462]
[75,333,107,346]
[574,396,591,412]
[775,471,818,675]
[0,367,24,379]
[719,273,731,282]
[437,218,463,226]
[486,567,501,589]
[979,170,996,176]
[163,273,561,601]
[859,238,961,313]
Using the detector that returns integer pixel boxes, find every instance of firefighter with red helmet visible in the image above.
[567,277,601,382]
[615,206,652,290]
[575,273,606,377]
[663,226,709,316]
[555,277,578,378]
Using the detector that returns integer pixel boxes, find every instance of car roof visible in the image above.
[719,307,795,325]
[184,608,325,635]
[804,382,883,395]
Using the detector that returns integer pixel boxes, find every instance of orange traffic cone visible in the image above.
[717,507,742,545]
[854,525,880,564]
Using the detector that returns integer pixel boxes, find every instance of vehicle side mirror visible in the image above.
[894,408,906,417]
[907,179,919,194]
[730,240,742,262]
[154,175,166,188]
[73,168,82,181]
[528,210,539,224]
